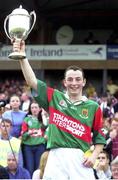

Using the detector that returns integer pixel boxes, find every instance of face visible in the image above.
[0,93,6,100]
[10,96,21,110]
[21,93,28,101]
[30,103,41,116]
[111,164,118,179]
[7,154,17,171]
[0,121,12,136]
[103,118,111,130]
[97,153,109,167]
[64,69,86,97]
[111,120,118,132]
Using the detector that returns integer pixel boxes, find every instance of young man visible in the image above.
[13,40,106,179]
[95,150,112,179]
[0,119,23,167]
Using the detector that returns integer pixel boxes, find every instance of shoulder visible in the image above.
[18,166,31,176]
[37,79,47,87]
[2,110,12,120]
[32,169,40,179]
[11,137,21,143]
[86,99,99,107]
[2,110,12,116]
[24,115,32,121]
[19,110,27,115]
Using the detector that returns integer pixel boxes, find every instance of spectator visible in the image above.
[95,150,112,179]
[2,94,27,138]
[0,119,23,167]
[32,150,49,180]
[6,152,31,179]
[20,92,31,112]
[21,101,47,176]
[107,79,118,96]
[0,92,8,102]
[110,117,118,160]
[104,117,118,162]
[113,99,118,113]
[111,156,118,179]
[100,92,114,119]
[85,82,96,99]
[39,150,49,179]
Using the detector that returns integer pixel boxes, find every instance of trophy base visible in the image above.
[8,52,26,60]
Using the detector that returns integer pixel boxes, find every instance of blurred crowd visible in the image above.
[0,78,118,179]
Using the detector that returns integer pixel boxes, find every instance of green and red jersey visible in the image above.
[33,80,106,152]
[21,115,46,145]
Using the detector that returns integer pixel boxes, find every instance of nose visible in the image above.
[71,79,77,85]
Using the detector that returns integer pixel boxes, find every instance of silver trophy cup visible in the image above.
[4,5,36,60]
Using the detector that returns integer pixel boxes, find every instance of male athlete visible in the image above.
[13,40,106,180]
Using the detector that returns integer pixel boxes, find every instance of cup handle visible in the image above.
[4,14,12,40]
[27,11,36,37]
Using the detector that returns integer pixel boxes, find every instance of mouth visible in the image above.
[70,88,79,92]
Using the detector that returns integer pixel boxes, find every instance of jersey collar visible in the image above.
[64,92,88,105]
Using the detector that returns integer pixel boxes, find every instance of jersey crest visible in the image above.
[80,108,88,119]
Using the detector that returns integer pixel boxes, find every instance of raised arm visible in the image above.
[13,40,37,90]
[20,58,37,90]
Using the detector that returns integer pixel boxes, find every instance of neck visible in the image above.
[32,115,38,118]
[68,92,83,102]
[99,165,108,172]
[9,169,17,174]
[1,134,9,140]
[69,96,82,102]
[103,165,109,172]
[12,108,19,111]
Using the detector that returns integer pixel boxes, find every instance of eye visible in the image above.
[67,77,73,82]
[76,77,81,81]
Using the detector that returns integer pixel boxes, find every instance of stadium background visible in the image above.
[0,0,118,94]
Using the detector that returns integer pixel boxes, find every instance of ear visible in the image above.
[83,78,86,87]
[63,79,67,88]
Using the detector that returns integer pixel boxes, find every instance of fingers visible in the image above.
[13,41,20,52]
[12,39,25,52]
[83,161,93,168]
[83,157,94,168]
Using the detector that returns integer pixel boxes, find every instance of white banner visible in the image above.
[0,45,106,60]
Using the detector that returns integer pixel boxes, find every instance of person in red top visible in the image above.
[21,102,46,176]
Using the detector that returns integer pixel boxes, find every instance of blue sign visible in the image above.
[107,45,118,59]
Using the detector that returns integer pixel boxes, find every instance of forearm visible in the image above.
[12,40,38,90]
[92,144,104,159]
[20,58,37,90]
[83,144,104,168]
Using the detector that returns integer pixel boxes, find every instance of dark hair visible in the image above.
[64,65,84,79]
[27,101,43,123]
[99,150,110,160]
[10,94,21,102]
[1,119,12,126]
